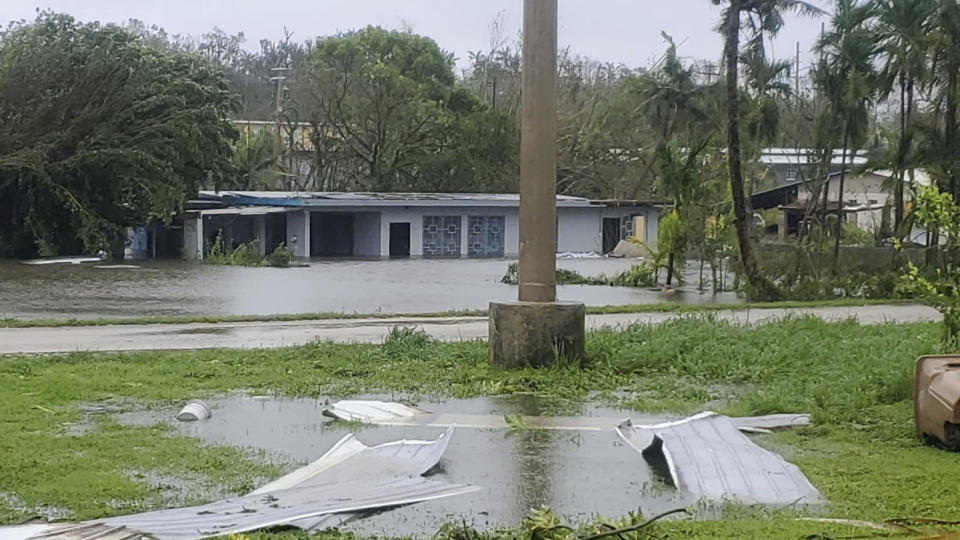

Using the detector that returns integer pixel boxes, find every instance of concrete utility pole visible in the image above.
[518,0,558,303]
[270,66,289,165]
[489,0,585,368]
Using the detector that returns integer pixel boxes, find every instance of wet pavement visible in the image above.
[0,258,738,321]
[113,394,693,536]
[0,303,940,354]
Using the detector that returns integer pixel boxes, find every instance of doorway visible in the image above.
[311,213,354,257]
[602,218,620,254]
[389,222,410,257]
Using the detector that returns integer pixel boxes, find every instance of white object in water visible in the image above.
[176,400,211,421]
[322,400,422,422]
[22,257,102,265]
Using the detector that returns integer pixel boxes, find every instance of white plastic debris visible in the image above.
[175,400,211,421]
[322,400,422,423]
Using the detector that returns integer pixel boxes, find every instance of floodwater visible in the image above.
[115,394,694,536]
[0,258,739,320]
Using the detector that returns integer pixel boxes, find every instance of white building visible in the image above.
[184,191,662,259]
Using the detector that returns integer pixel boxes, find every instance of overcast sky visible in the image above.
[5,1,830,71]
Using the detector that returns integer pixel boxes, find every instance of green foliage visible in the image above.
[382,326,432,360]
[205,234,262,266]
[607,263,658,288]
[300,27,517,192]
[501,262,657,288]
[265,243,293,268]
[205,233,294,268]
[759,244,899,299]
[656,210,687,285]
[231,130,281,190]
[841,222,874,245]
[896,184,960,345]
[898,262,960,345]
[0,12,238,258]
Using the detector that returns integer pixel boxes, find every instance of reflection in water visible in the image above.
[0,258,739,320]
[514,430,555,517]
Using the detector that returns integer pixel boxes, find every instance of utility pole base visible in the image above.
[489,301,586,368]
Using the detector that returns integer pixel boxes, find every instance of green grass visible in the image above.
[0,297,919,328]
[1,316,957,538]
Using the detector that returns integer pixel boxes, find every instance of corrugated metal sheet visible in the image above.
[5,427,473,540]
[617,412,822,505]
[86,477,476,540]
[253,425,455,533]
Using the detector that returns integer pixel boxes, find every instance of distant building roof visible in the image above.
[759,148,868,167]
[196,191,599,208]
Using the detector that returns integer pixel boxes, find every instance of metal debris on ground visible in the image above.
[321,400,422,422]
[617,412,822,505]
[0,427,473,540]
[175,400,211,422]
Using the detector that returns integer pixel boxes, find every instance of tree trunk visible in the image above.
[895,76,906,230]
[666,251,675,286]
[832,129,850,265]
[946,66,958,199]
[722,1,778,300]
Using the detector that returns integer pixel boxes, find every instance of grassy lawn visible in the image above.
[1,316,958,538]
[0,297,918,328]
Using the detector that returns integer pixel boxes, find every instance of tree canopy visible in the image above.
[0,12,238,257]
[298,27,517,192]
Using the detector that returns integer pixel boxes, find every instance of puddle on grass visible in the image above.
[125,469,256,509]
[0,492,70,521]
[113,394,693,536]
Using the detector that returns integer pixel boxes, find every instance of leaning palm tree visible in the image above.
[711,0,822,300]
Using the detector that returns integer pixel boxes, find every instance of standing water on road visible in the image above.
[0,258,739,320]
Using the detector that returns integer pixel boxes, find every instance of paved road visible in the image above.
[0,304,940,355]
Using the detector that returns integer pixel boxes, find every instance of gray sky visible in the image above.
[5,1,830,71]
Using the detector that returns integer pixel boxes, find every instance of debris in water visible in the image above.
[617,412,822,505]
[21,256,104,266]
[176,400,211,422]
[322,400,421,423]
[319,401,811,432]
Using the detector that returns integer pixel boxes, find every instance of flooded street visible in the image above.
[114,394,693,536]
[0,258,739,320]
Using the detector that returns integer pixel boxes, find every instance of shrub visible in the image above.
[608,262,658,288]
[266,243,293,267]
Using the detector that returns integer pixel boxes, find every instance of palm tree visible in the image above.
[814,0,879,262]
[929,0,960,199]
[712,0,822,300]
[741,48,793,148]
[876,0,934,229]
[741,48,793,197]
[231,130,282,190]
